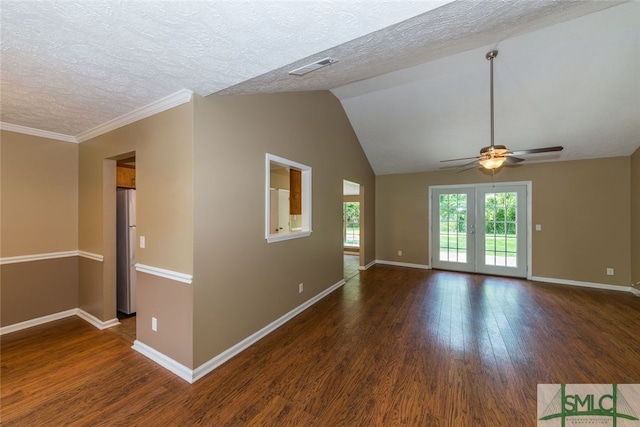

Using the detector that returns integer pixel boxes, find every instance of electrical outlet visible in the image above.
[140,236,146,249]
[151,317,157,332]
[298,283,304,294]
[606,268,614,276]
[535,224,542,231]
[398,250,403,256]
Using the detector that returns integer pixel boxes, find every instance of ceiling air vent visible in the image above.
[289,57,339,76]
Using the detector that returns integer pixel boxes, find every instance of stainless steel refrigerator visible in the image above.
[116,188,136,314]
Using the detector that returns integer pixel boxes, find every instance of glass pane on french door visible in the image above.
[484,192,517,267]
[477,185,527,277]
[431,188,476,273]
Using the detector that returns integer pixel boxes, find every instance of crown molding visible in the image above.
[1,89,193,144]
[0,122,77,143]
[75,89,193,142]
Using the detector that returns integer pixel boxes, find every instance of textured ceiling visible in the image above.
[218,0,626,95]
[0,0,449,136]
[1,1,638,175]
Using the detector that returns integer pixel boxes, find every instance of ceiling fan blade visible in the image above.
[439,159,479,170]
[456,161,482,173]
[457,159,481,169]
[440,156,481,163]
[509,146,564,156]
[505,156,525,164]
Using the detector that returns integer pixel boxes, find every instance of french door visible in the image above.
[431,184,529,278]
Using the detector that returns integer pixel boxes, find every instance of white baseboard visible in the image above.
[375,259,430,270]
[76,309,120,330]
[0,309,77,335]
[191,278,346,383]
[132,278,347,383]
[531,276,634,293]
[0,308,119,336]
[359,260,376,271]
[628,286,640,297]
[132,340,193,383]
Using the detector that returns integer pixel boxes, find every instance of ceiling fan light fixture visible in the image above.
[479,156,506,170]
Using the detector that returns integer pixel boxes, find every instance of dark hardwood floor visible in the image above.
[2,266,639,426]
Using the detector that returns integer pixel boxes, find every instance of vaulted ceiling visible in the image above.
[1,1,638,174]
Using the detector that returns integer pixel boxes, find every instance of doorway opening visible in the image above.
[343,180,362,280]
[429,182,531,278]
[113,154,137,342]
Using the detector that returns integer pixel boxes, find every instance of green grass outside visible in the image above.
[440,233,517,253]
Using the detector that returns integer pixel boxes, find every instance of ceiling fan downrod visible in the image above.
[478,50,507,170]
[486,50,498,150]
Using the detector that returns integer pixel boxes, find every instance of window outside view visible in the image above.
[439,193,468,262]
[438,192,518,267]
[344,202,360,247]
[484,192,518,267]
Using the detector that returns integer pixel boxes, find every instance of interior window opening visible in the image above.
[266,154,311,243]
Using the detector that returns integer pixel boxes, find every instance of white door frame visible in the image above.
[428,181,533,279]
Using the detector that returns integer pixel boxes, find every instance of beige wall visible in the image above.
[137,273,193,367]
[1,258,78,326]
[192,92,375,366]
[1,131,79,326]
[78,99,194,365]
[78,256,103,319]
[376,157,632,287]
[1,131,78,256]
[631,147,640,286]
[78,105,194,272]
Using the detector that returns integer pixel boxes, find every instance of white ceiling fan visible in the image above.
[441,50,563,170]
